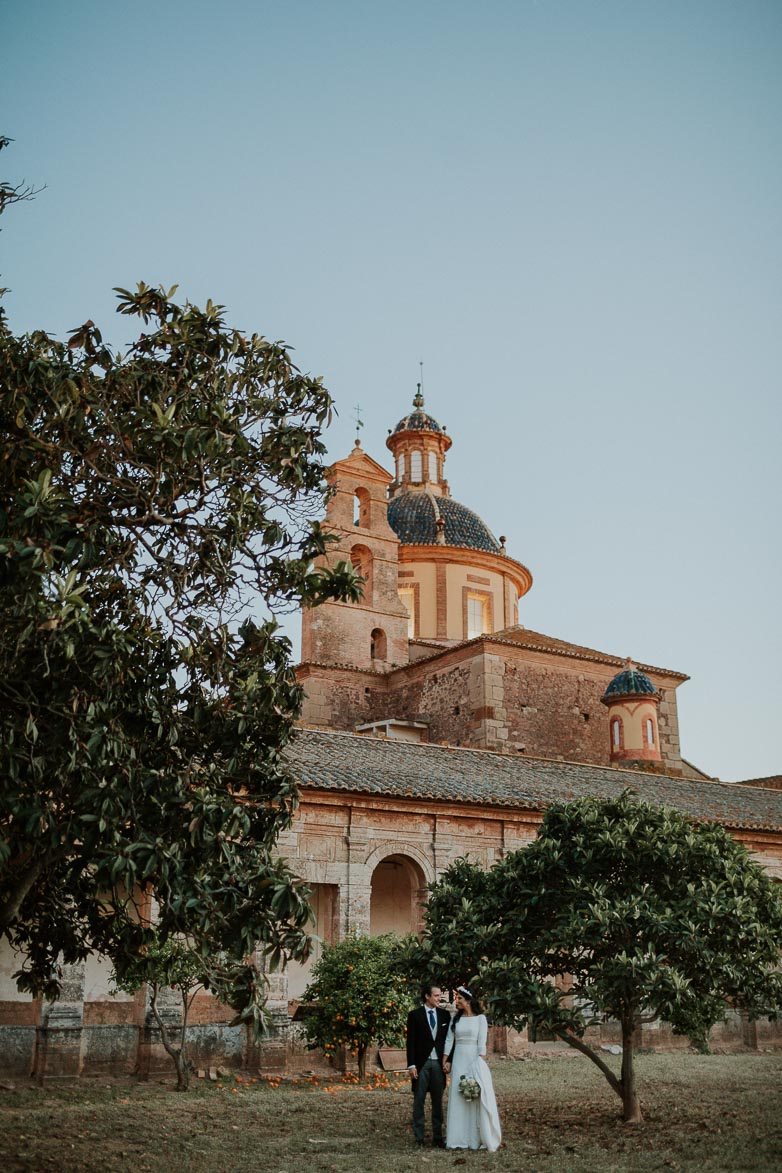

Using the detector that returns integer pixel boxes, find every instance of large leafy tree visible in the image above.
[0,266,360,1019]
[409,794,782,1123]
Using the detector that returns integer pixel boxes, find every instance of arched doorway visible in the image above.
[369,853,426,936]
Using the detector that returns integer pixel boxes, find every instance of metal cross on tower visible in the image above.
[353,403,364,444]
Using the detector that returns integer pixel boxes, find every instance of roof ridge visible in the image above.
[487,631,687,679]
[292,726,698,786]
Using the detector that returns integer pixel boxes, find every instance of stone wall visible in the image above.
[298,639,692,775]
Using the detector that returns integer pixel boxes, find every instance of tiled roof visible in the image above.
[298,629,688,685]
[604,666,659,698]
[479,627,689,681]
[736,776,782,791]
[286,729,782,832]
[393,409,444,434]
[388,490,501,553]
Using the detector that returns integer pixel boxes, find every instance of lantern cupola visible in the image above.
[601,659,662,766]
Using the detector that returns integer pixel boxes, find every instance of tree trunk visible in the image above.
[620,1018,642,1123]
[174,1049,190,1092]
[357,1044,368,1082]
[559,1020,643,1123]
[150,984,190,1092]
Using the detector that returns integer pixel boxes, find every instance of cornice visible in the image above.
[397,543,533,596]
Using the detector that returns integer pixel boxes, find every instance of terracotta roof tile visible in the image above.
[287,730,782,832]
[490,628,689,680]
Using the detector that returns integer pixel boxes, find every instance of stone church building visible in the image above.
[2,392,781,1077]
[280,393,782,1028]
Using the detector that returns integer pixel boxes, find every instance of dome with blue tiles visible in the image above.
[388,490,501,553]
[392,387,444,434]
[604,661,659,699]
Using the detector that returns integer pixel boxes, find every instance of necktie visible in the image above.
[428,1009,436,1033]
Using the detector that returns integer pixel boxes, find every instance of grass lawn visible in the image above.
[1,1052,781,1172]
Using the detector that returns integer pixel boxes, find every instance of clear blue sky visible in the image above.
[3,0,780,781]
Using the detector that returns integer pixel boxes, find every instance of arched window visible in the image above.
[428,451,438,482]
[370,628,387,662]
[399,586,416,639]
[354,487,370,528]
[410,450,423,481]
[466,592,490,640]
[611,717,623,750]
[350,544,373,604]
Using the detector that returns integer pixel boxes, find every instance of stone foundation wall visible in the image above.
[4,1007,781,1082]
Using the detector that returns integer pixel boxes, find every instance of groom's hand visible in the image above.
[408,1066,418,1079]
[443,1061,451,1073]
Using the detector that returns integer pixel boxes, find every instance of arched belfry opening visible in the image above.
[354,486,370,528]
[369,854,427,936]
[350,543,374,605]
[370,627,387,662]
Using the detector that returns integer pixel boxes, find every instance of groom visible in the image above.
[405,984,451,1148]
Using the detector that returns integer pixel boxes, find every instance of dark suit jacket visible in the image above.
[405,1004,452,1072]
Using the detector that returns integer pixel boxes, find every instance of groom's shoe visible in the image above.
[415,1138,425,1147]
[433,1139,446,1148]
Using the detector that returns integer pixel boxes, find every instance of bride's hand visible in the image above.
[443,1060,451,1073]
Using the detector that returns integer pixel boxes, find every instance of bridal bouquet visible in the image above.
[458,1075,481,1101]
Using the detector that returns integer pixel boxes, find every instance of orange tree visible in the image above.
[302,933,413,1080]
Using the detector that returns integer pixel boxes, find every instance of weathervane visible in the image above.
[414,361,425,409]
[353,403,364,445]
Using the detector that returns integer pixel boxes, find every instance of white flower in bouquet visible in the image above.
[458,1075,481,1101]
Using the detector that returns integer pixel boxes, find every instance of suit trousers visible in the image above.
[412,1057,445,1142]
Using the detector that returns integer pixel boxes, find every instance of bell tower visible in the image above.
[300,441,410,671]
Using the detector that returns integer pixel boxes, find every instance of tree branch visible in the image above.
[556,1030,623,1098]
[0,851,49,934]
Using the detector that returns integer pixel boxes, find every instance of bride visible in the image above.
[443,986,502,1151]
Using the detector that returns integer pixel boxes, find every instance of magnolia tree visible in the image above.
[408,794,782,1123]
[0,259,361,1021]
[302,933,413,1080]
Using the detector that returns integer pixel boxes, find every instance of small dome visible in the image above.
[392,387,444,435]
[604,662,658,699]
[388,490,501,553]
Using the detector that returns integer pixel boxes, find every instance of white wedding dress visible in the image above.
[445,1013,502,1151]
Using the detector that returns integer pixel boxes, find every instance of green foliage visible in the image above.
[0,276,362,1016]
[302,933,414,1077]
[112,936,226,1090]
[406,793,782,1120]
[112,937,207,1001]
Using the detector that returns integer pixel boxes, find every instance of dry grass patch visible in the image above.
[0,1053,780,1172]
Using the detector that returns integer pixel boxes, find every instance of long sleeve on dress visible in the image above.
[477,1015,488,1057]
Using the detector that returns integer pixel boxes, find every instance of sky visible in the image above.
[2,0,780,782]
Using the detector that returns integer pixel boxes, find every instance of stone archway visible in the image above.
[369,853,427,936]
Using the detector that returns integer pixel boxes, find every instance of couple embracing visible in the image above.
[405,984,502,1151]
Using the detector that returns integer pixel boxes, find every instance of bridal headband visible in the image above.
[457,986,473,998]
